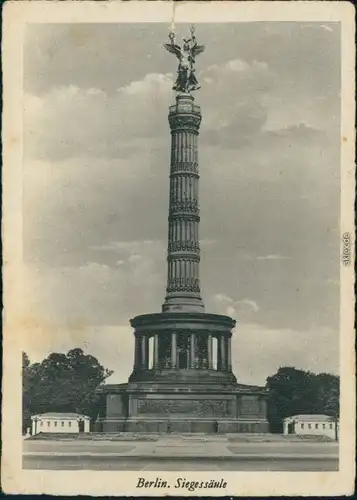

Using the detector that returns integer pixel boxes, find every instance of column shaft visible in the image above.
[171,332,177,368]
[220,335,226,371]
[217,335,222,371]
[227,336,232,371]
[153,334,159,369]
[190,333,196,368]
[162,94,204,313]
[208,334,213,369]
[145,336,149,368]
[134,336,140,369]
[141,335,148,369]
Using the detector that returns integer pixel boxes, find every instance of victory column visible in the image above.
[97,27,269,433]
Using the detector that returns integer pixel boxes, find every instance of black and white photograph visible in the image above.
[2,1,355,497]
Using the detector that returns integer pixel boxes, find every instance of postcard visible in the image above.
[1,0,355,496]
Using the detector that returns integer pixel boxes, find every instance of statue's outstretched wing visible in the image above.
[164,43,181,59]
[192,44,205,57]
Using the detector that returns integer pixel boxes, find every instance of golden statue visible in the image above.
[164,25,205,93]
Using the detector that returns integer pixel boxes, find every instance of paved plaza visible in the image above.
[23,434,338,471]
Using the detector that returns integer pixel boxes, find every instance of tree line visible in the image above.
[22,350,339,434]
[22,349,113,432]
[266,366,339,432]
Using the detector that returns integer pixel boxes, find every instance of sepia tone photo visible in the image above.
[2,1,355,496]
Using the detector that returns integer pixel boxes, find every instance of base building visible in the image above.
[96,35,269,433]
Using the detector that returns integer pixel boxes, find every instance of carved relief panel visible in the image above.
[136,398,233,417]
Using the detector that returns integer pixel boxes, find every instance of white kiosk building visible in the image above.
[283,414,338,440]
[31,412,91,435]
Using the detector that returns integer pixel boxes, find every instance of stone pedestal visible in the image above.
[97,380,269,433]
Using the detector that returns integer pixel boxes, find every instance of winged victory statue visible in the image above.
[164,25,205,93]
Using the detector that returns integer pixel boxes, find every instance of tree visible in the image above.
[266,367,318,432]
[266,366,339,434]
[22,352,32,433]
[316,372,340,440]
[22,349,113,430]
[315,372,339,417]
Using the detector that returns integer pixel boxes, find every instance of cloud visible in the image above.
[24,73,173,161]
[23,323,135,384]
[24,56,276,161]
[22,22,341,374]
[23,23,340,99]
[256,254,290,261]
[25,34,339,163]
[23,320,338,387]
[226,59,254,72]
[326,278,339,286]
[213,294,260,318]
[263,123,325,139]
[214,293,233,305]
[198,58,273,147]
[232,322,339,385]
[122,72,173,95]
[92,240,159,253]
[200,239,217,247]
[208,59,269,75]
[23,154,170,267]
[240,299,260,312]
[321,25,334,33]
[23,239,166,326]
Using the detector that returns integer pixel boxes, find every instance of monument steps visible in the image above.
[27,432,335,444]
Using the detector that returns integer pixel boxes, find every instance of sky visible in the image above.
[22,22,341,385]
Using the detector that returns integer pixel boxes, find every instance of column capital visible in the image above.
[169,114,201,133]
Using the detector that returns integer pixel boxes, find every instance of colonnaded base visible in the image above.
[96,312,269,434]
